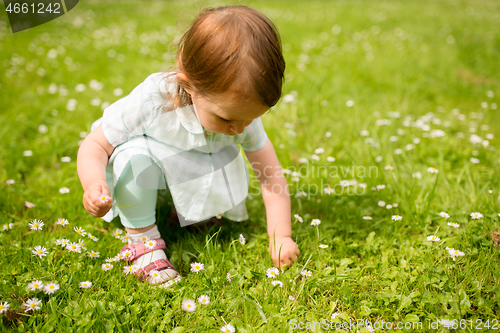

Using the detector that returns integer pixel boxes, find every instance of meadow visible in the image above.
[0,0,499,332]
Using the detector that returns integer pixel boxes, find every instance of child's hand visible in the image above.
[82,181,113,217]
[269,237,300,269]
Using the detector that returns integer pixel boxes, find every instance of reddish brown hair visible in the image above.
[165,6,285,108]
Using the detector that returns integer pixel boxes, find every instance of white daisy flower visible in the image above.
[266,267,279,278]
[439,212,450,218]
[447,222,460,228]
[363,216,372,220]
[289,296,295,301]
[384,165,394,171]
[197,295,210,305]
[87,250,100,258]
[101,263,113,271]
[2,223,14,230]
[28,280,44,291]
[59,187,70,194]
[427,167,438,173]
[238,234,246,245]
[99,195,111,204]
[6,179,15,185]
[294,214,303,223]
[120,234,130,243]
[144,239,157,250]
[148,270,164,283]
[123,266,135,274]
[311,154,320,161]
[470,157,480,164]
[326,156,336,162]
[314,147,325,154]
[28,219,44,231]
[215,212,223,219]
[331,311,339,319]
[0,301,10,314]
[114,253,124,261]
[121,249,133,260]
[376,184,386,190]
[271,280,283,287]
[113,228,123,238]
[56,218,69,226]
[32,245,48,258]
[426,235,440,242]
[43,283,60,295]
[226,272,232,282]
[87,234,98,242]
[311,219,321,226]
[190,262,205,273]
[61,156,71,162]
[346,100,354,107]
[319,244,328,248]
[448,248,465,261]
[24,201,35,208]
[23,298,42,312]
[105,257,115,263]
[60,239,69,246]
[300,270,313,277]
[324,187,334,194]
[181,299,196,312]
[79,281,92,289]
[66,242,81,253]
[378,201,386,207]
[386,204,393,209]
[392,215,403,221]
[139,235,149,242]
[339,180,350,187]
[73,226,86,236]
[221,324,236,333]
[470,212,483,219]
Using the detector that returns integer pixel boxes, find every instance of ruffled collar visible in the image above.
[175,105,204,134]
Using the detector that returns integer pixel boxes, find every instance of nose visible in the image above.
[230,120,252,134]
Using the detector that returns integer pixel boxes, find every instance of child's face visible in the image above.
[190,92,269,136]
[176,73,269,136]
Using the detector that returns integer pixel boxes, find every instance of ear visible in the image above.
[176,72,194,96]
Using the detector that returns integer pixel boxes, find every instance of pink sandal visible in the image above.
[120,239,181,286]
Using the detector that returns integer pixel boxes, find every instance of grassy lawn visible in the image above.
[0,0,499,331]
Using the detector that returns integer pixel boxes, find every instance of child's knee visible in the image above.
[130,154,165,190]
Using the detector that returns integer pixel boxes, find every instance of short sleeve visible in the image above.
[101,73,163,147]
[240,117,269,152]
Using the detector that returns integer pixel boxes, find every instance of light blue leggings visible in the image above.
[114,155,163,229]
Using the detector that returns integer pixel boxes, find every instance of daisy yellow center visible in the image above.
[202,298,206,302]
[432,237,435,240]
[30,303,35,308]
[225,330,229,333]
[101,197,106,200]
[34,283,39,287]
[38,250,42,254]
[153,273,158,277]
[83,284,87,287]
[71,245,76,249]
[49,285,54,289]
[195,266,200,269]
[106,265,109,268]
[0,305,3,309]
[187,304,191,308]
[271,272,275,275]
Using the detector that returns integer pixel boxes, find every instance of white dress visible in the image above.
[91,72,268,226]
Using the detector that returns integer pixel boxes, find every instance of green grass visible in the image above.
[1,0,500,331]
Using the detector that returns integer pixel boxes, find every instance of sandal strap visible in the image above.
[135,258,177,281]
[120,238,166,262]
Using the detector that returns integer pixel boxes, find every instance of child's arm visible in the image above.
[245,139,300,268]
[77,124,116,217]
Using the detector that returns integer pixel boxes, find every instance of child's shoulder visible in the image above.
[142,71,179,111]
